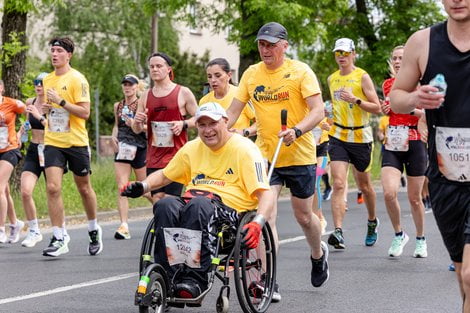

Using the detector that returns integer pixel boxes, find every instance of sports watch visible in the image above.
[355,98,362,106]
[292,127,302,138]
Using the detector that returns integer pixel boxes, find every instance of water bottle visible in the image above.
[429,74,447,96]
[121,105,133,121]
[21,120,31,143]
[324,100,333,119]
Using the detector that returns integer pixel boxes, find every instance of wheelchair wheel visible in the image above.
[233,211,276,313]
[139,218,156,274]
[139,271,167,313]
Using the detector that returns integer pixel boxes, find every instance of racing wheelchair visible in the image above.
[135,210,276,313]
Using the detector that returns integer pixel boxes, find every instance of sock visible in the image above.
[395,231,403,237]
[88,219,98,232]
[28,219,39,233]
[0,226,5,234]
[416,236,425,240]
[335,227,342,233]
[322,174,331,189]
[368,219,377,223]
[121,222,128,229]
[61,222,68,236]
[52,226,64,240]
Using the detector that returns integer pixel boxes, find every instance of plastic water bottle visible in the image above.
[121,105,133,121]
[21,120,31,143]
[324,100,333,119]
[429,74,447,96]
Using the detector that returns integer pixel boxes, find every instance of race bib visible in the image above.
[151,121,174,147]
[312,127,322,145]
[37,144,45,167]
[116,142,137,161]
[48,108,70,133]
[0,127,8,149]
[164,228,202,268]
[435,127,470,182]
[385,126,409,152]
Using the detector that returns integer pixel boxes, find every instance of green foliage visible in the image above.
[0,32,29,67]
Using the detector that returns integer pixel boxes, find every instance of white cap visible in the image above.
[333,38,355,52]
[196,102,228,122]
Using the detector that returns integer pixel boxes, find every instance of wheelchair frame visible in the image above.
[135,210,277,313]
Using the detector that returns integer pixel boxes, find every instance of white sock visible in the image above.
[88,219,98,232]
[0,226,5,234]
[28,219,39,233]
[52,226,64,240]
[121,222,128,229]
[62,222,68,236]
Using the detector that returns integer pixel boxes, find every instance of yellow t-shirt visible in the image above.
[236,59,321,167]
[199,85,255,130]
[378,115,390,144]
[43,68,91,148]
[328,67,373,143]
[163,134,269,212]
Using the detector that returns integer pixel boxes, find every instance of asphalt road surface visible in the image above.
[0,190,461,313]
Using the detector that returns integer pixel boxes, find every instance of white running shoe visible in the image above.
[8,220,25,243]
[22,230,43,248]
[388,232,409,257]
[0,230,7,244]
[413,238,428,258]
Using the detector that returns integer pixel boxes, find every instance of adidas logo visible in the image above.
[81,168,89,174]
[225,168,234,175]
[62,86,67,90]
[458,174,467,181]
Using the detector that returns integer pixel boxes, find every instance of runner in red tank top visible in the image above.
[132,52,198,203]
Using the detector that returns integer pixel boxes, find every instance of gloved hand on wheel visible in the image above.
[120,181,149,198]
[241,214,266,249]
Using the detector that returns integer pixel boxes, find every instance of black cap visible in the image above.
[121,75,138,85]
[255,22,288,43]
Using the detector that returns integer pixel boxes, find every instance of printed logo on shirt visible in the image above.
[255,162,264,183]
[191,173,226,187]
[253,85,289,103]
[62,86,67,91]
[225,168,234,175]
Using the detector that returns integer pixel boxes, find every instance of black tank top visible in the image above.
[421,22,470,184]
[28,98,45,130]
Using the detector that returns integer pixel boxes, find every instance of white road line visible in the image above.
[0,273,135,305]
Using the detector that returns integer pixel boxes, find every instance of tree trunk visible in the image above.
[1,5,28,193]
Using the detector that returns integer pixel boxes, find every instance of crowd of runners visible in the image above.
[0,0,469,310]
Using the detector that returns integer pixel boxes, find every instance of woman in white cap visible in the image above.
[18,72,49,247]
[111,74,150,239]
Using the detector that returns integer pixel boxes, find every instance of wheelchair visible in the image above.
[135,210,277,313]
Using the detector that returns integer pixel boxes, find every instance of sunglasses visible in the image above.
[334,51,351,57]
[33,79,43,86]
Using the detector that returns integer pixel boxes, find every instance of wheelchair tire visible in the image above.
[139,218,156,274]
[139,271,167,313]
[233,211,277,313]
[216,295,229,313]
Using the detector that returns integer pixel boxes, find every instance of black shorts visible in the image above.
[328,136,373,172]
[44,145,91,177]
[429,181,470,262]
[316,141,328,158]
[147,167,184,196]
[22,143,45,178]
[381,140,427,176]
[270,164,316,199]
[0,149,21,167]
[114,146,147,169]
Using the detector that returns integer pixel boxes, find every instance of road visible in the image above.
[0,190,461,313]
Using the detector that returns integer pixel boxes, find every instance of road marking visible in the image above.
[0,273,135,305]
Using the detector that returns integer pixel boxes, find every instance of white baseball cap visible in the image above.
[333,38,355,52]
[196,102,228,122]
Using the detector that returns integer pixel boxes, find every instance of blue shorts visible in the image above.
[270,164,316,199]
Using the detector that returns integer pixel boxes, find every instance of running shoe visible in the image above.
[388,232,409,257]
[43,236,69,257]
[88,224,103,255]
[365,218,379,246]
[114,225,131,240]
[0,230,7,244]
[8,220,25,243]
[21,230,43,248]
[413,238,428,258]
[357,192,364,204]
[311,241,329,287]
[449,263,456,271]
[320,218,327,235]
[322,187,332,201]
[328,228,345,249]
[249,274,281,302]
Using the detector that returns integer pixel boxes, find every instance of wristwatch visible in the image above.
[355,98,362,106]
[59,99,66,107]
[292,127,302,138]
[243,129,250,137]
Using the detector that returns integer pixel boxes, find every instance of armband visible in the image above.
[252,214,266,227]
[142,181,150,194]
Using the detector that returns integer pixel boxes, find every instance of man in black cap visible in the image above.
[227,22,330,298]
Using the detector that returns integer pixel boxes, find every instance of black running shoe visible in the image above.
[311,242,329,287]
[43,235,69,257]
[328,228,345,249]
[88,225,103,256]
[322,187,332,201]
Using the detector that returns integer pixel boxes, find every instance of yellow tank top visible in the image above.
[328,67,373,143]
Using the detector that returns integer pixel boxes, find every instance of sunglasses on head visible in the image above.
[33,79,43,86]
[335,51,351,57]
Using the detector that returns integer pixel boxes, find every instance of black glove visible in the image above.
[120,181,145,198]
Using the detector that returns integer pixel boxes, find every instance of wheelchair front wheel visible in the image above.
[138,271,167,313]
[233,211,277,313]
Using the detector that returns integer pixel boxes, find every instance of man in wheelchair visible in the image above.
[121,102,274,299]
